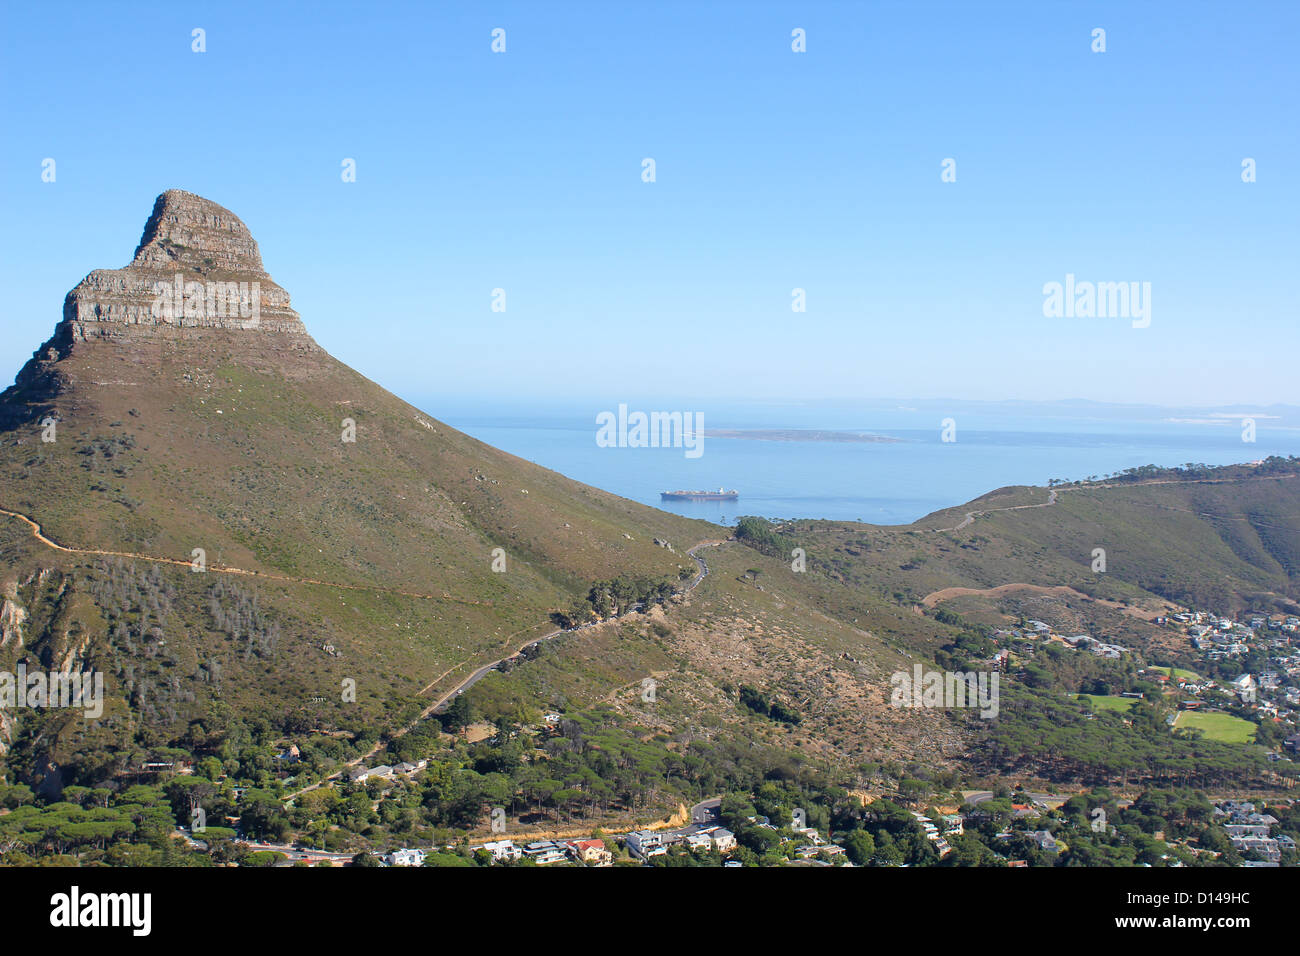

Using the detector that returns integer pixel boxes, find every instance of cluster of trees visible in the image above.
[957,786,1300,867]
[87,558,197,727]
[88,558,176,651]
[551,574,680,628]
[1049,456,1300,487]
[1117,457,1300,484]
[292,703,840,854]
[1050,455,1300,489]
[9,695,1295,868]
[733,516,789,560]
[208,578,281,661]
[977,683,1292,790]
[738,684,801,725]
[707,778,1298,868]
[0,782,195,866]
[708,784,941,867]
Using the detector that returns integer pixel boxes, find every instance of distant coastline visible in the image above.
[446,404,1300,525]
[705,428,902,444]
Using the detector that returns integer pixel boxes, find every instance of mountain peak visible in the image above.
[58,190,310,344]
[1,191,317,426]
[130,189,267,276]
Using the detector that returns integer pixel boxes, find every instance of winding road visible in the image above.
[927,488,1058,533]
[429,538,723,711]
[0,501,726,802]
[283,538,725,800]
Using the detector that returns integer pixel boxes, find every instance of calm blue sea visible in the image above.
[437,400,1300,526]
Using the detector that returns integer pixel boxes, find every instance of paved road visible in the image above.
[964,790,1064,807]
[962,790,1133,810]
[690,797,723,825]
[431,539,723,713]
[239,839,354,864]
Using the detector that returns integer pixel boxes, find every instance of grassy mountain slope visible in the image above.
[0,192,717,786]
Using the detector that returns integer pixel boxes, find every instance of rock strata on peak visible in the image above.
[0,190,319,427]
[60,189,312,344]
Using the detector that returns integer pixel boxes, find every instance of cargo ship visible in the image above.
[660,488,739,501]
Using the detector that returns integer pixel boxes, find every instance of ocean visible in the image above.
[437,399,1300,526]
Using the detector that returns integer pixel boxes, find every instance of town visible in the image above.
[978,608,1300,759]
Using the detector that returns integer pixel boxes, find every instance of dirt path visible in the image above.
[914,477,1300,611]
[918,472,1297,535]
[0,501,727,802]
[920,581,1171,620]
[925,488,1058,533]
[0,502,490,799]
[0,506,488,607]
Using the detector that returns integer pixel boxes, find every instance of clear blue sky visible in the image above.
[2,1,1296,408]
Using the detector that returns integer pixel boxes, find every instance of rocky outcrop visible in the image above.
[0,596,25,650]
[0,190,319,426]
[62,189,311,341]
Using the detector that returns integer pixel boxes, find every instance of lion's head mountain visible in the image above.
[0,191,961,789]
[1,191,1294,809]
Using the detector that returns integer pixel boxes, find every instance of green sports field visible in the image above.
[1173,710,1256,744]
[1076,694,1140,712]
[1148,666,1201,680]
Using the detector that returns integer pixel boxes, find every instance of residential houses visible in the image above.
[624,823,736,860]
[387,848,426,867]
[566,838,614,866]
[911,812,953,858]
[522,841,569,865]
[476,840,522,862]
[1215,800,1288,866]
[348,764,394,784]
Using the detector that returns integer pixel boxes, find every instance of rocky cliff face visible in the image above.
[62,189,310,341]
[0,597,26,650]
[1,190,319,425]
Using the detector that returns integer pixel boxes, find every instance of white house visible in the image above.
[625,830,667,859]
[682,832,713,851]
[478,840,521,862]
[388,848,426,867]
[793,826,825,846]
[709,828,737,853]
[350,765,395,784]
[523,841,568,865]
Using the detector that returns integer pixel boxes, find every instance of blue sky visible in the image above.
[2,0,1296,409]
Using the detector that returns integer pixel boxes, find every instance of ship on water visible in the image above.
[660,487,739,501]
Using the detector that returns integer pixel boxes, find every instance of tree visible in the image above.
[843,829,876,865]
[442,693,474,732]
